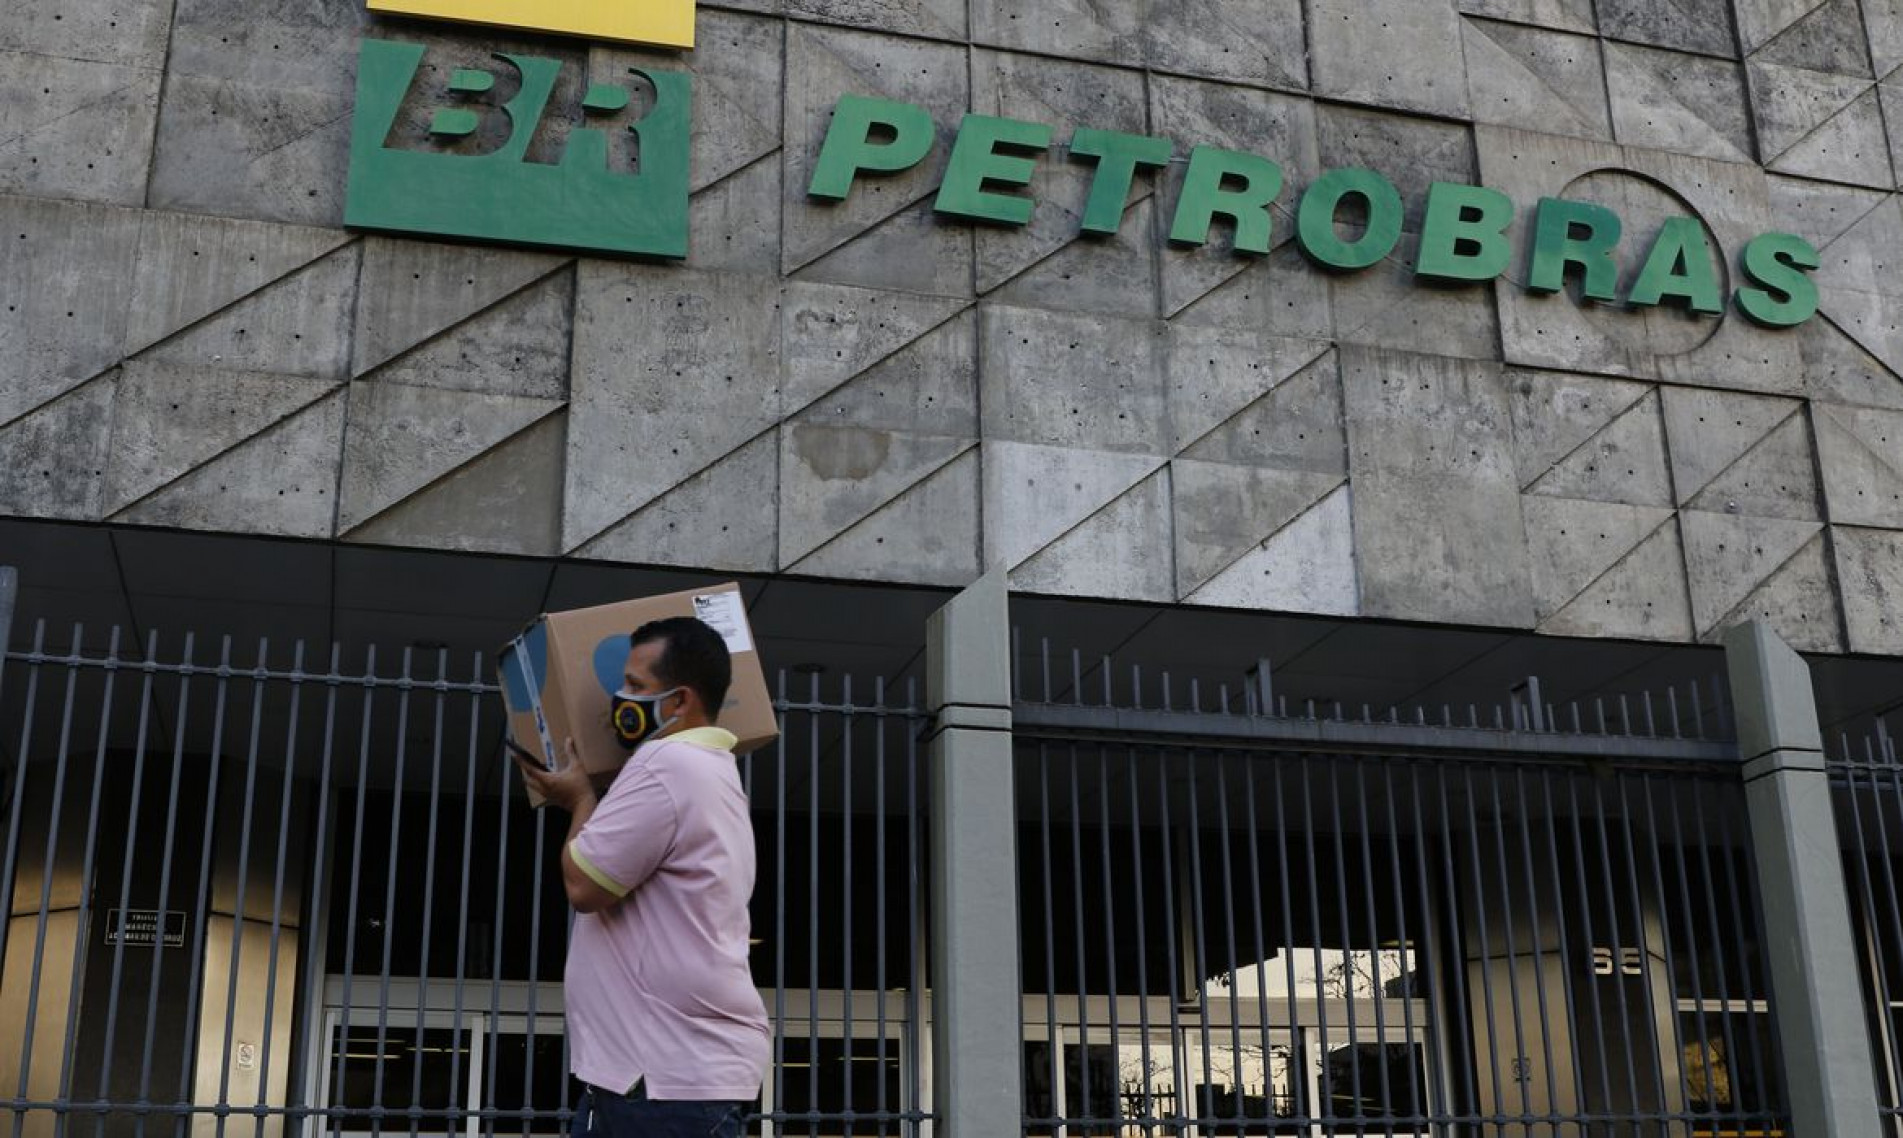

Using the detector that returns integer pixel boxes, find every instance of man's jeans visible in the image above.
[571,1082,745,1138]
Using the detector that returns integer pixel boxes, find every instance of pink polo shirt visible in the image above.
[565,726,769,1100]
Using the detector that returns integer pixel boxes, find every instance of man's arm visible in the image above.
[514,739,624,914]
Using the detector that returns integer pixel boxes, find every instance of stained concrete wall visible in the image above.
[3,0,1903,655]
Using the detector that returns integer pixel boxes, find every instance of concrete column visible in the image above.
[925,569,1021,1138]
[1723,620,1882,1138]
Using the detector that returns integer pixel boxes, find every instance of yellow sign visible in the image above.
[366,0,694,48]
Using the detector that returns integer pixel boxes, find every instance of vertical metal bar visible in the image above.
[1380,760,1426,1130]
[252,641,308,1138]
[211,639,271,1138]
[406,649,451,1138]
[1183,755,1215,1128]
[771,674,787,1138]
[1659,776,1730,1128]
[1585,772,1653,1117]
[1213,757,1242,1132]
[1097,747,1122,1133]
[1349,759,1394,1129]
[1125,745,1157,1136]
[1481,766,1535,1131]
[875,678,889,1137]
[0,618,45,1002]
[842,677,856,1130]
[368,649,414,1138]
[1325,760,1363,1128]
[1067,745,1094,1129]
[1240,756,1273,1131]
[92,630,161,1138]
[1036,743,1058,1132]
[1561,770,1617,1128]
[1413,763,1469,1129]
[292,643,342,1136]
[1711,795,1779,1124]
[1268,754,1303,1127]
[1529,761,1589,1133]
[806,672,820,1124]
[1844,766,1903,1115]
[332,646,379,1138]
[1455,763,1512,1130]
[1156,756,1185,1132]
[482,654,514,1138]
[451,650,483,1136]
[134,633,198,1138]
[49,627,119,1138]
[178,637,235,1138]
[1616,771,1683,1123]
[904,676,922,1138]
[524,794,550,1138]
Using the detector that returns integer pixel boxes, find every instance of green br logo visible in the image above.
[344,38,691,258]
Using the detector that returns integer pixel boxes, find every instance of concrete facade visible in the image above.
[4,0,1903,654]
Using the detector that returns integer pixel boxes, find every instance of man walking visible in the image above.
[514,616,768,1138]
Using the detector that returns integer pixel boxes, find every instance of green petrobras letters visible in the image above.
[805,93,1821,328]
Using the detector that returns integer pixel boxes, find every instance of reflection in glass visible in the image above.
[328,1026,472,1134]
[1203,949,1421,1004]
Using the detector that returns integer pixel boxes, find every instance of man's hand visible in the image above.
[513,737,597,813]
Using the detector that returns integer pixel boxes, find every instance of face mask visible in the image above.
[610,686,682,751]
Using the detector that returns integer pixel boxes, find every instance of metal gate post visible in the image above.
[1724,620,1882,1138]
[925,569,1021,1138]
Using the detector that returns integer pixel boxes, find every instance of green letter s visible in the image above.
[1735,231,1820,328]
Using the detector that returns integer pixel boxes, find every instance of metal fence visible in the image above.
[1012,642,1784,1138]
[0,621,932,1138]
[1831,719,1903,1130]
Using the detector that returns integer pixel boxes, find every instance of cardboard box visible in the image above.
[498,582,777,804]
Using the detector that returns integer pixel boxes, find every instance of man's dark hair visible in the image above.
[629,617,732,718]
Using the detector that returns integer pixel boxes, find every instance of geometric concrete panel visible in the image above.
[969,0,1144,67]
[1163,241,1336,340]
[0,195,142,427]
[1706,530,1844,651]
[336,381,562,532]
[1536,510,1693,642]
[343,415,566,557]
[1660,387,1802,506]
[1508,370,1649,487]
[1604,43,1754,164]
[1176,351,1347,475]
[978,306,1167,455]
[147,74,356,228]
[1165,327,1333,455]
[1331,231,1503,362]
[0,1,172,66]
[786,0,967,40]
[351,239,567,377]
[778,425,973,565]
[1150,76,1319,320]
[1455,0,1595,34]
[1749,64,1891,187]
[1747,0,1874,73]
[0,377,116,521]
[980,197,1161,320]
[1801,314,1903,411]
[1523,496,1677,620]
[1681,413,1822,521]
[125,211,350,357]
[1835,525,1903,655]
[1523,390,1672,507]
[981,440,1164,571]
[1010,468,1174,602]
[102,361,340,516]
[1814,197,1903,381]
[148,0,370,226]
[782,24,969,274]
[1461,19,1610,141]
[1171,461,1345,597]
[689,156,782,276]
[1145,0,1307,90]
[790,199,975,298]
[360,271,574,401]
[1765,173,1890,253]
[1183,484,1360,616]
[573,431,780,572]
[1870,0,1903,78]
[1310,0,1470,118]
[791,448,982,588]
[113,389,347,539]
[780,281,970,413]
[1813,403,1903,527]
[1597,0,1737,58]
[793,308,979,438]
[0,51,161,206]
[1679,508,1823,637]
[1476,126,1798,392]
[137,243,361,380]
[1342,346,1535,628]
[564,264,783,550]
